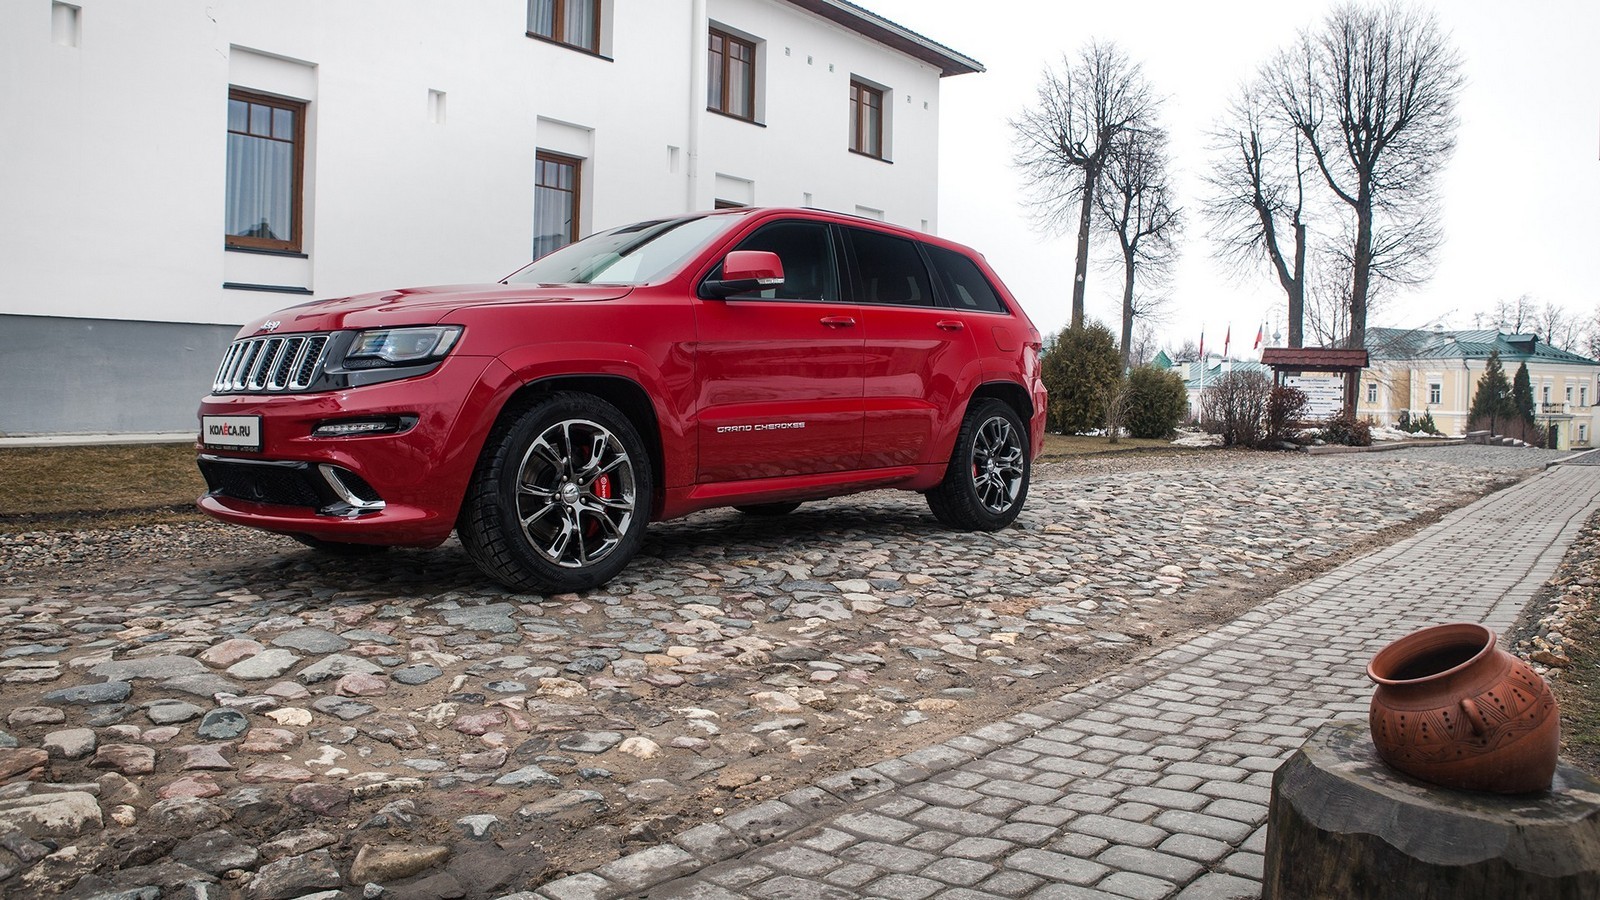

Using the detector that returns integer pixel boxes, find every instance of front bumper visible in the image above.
[194,354,497,546]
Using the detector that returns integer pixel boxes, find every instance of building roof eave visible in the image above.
[779,0,984,76]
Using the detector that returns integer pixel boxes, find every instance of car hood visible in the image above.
[237,283,634,337]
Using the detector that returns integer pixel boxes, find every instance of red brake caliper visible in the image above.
[594,474,612,501]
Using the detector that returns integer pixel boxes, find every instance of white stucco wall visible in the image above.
[1,0,949,330]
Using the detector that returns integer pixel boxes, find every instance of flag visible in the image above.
[1198,328,1205,360]
[1223,325,1231,358]
[1253,324,1263,350]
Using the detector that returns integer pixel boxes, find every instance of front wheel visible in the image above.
[926,399,1030,531]
[459,392,652,593]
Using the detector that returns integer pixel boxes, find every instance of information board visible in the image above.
[1285,375,1345,419]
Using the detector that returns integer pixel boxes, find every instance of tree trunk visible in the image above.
[1071,169,1096,328]
[1349,198,1373,350]
[1289,221,1306,349]
[1119,254,1135,367]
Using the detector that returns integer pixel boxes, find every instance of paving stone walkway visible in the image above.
[532,460,1600,900]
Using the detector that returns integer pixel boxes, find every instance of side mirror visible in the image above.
[703,250,784,299]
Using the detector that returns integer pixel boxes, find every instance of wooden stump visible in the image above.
[1264,721,1600,899]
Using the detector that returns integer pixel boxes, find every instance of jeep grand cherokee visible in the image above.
[197,208,1046,592]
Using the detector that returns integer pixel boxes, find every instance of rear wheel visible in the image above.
[734,502,802,516]
[459,392,652,593]
[290,534,390,556]
[926,399,1030,531]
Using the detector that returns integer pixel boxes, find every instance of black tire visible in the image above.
[734,502,803,516]
[290,534,390,556]
[926,399,1030,531]
[459,392,652,593]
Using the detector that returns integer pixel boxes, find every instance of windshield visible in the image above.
[505,215,738,285]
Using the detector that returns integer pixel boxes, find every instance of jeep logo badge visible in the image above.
[259,320,281,333]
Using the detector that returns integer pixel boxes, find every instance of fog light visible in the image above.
[312,416,415,438]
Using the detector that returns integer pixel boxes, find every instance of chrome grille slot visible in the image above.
[212,332,333,395]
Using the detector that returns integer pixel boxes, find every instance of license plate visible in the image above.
[202,415,262,451]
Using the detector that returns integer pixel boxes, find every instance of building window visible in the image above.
[1543,385,1551,405]
[1366,382,1378,403]
[1567,385,1575,404]
[708,28,756,120]
[1584,387,1590,407]
[226,89,306,252]
[533,152,581,260]
[849,80,885,159]
[1582,424,1590,443]
[1428,383,1441,405]
[528,0,600,53]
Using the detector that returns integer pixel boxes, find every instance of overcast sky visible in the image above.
[864,0,1600,356]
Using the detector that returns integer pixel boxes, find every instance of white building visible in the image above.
[0,0,980,435]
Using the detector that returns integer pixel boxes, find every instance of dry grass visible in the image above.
[0,444,206,532]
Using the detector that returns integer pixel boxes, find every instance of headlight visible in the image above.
[343,326,462,368]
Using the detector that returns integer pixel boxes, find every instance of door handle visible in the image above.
[820,316,856,328]
[936,320,965,332]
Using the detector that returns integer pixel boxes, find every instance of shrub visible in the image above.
[1040,322,1122,434]
[1264,385,1309,447]
[1103,377,1132,443]
[1200,370,1272,448]
[1320,415,1372,446]
[1416,410,1440,435]
[1124,366,1189,439]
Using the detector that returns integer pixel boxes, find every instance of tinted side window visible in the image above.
[845,228,935,307]
[717,221,839,302]
[925,244,1007,314]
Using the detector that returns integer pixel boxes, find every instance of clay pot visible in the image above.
[1367,622,1559,794]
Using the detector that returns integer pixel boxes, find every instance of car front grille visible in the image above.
[212,334,331,394]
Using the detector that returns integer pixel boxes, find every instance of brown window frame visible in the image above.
[225,88,307,253]
[708,28,757,121]
[528,0,602,55]
[849,79,885,160]
[534,151,582,257]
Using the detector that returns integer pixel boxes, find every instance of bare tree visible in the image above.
[1490,294,1537,333]
[1127,321,1161,367]
[1096,129,1182,365]
[1013,41,1157,328]
[1204,79,1312,347]
[1266,2,1465,349]
[1536,301,1581,351]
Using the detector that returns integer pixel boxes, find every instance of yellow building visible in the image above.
[1358,328,1600,450]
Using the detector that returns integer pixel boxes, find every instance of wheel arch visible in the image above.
[487,374,668,518]
[969,380,1034,439]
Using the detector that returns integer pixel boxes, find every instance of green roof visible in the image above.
[1367,328,1599,367]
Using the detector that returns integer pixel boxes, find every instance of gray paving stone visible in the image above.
[749,875,858,900]
[863,873,943,899]
[1094,871,1178,900]
[1005,849,1110,886]
[840,841,938,873]
[921,856,994,886]
[1173,873,1260,900]
[1070,815,1168,848]
[823,862,881,888]
[759,846,842,877]
[1094,845,1204,884]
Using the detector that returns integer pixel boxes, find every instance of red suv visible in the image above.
[197,208,1046,592]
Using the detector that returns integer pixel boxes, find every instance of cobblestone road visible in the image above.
[534,453,1600,900]
[0,445,1579,898]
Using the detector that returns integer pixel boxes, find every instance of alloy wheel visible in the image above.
[514,418,637,568]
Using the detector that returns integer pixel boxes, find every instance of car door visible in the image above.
[694,218,865,483]
[843,226,982,469]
